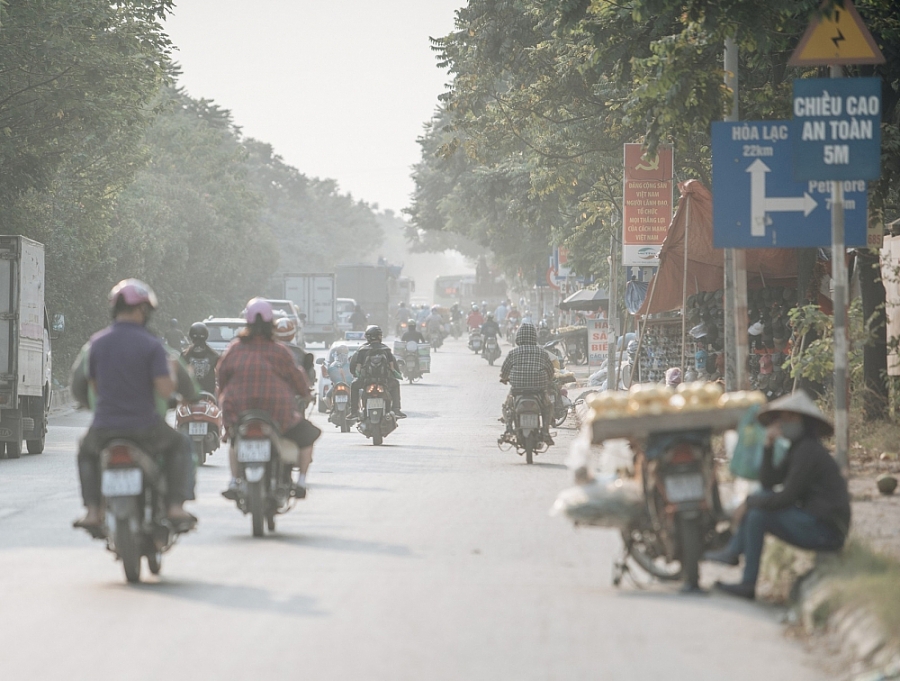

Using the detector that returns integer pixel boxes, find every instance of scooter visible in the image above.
[175,392,222,465]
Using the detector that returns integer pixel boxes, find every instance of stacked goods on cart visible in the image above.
[583,382,766,441]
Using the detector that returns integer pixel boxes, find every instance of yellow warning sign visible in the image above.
[789,0,885,66]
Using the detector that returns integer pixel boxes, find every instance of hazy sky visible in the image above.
[165,0,462,213]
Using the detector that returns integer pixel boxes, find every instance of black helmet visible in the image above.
[189,322,209,342]
[170,318,179,327]
[364,325,383,343]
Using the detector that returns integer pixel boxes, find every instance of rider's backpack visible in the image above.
[360,349,391,380]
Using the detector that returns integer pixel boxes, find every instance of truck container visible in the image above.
[283,273,337,345]
[0,236,52,458]
[335,264,390,331]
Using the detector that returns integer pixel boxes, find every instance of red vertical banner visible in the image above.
[622,144,674,267]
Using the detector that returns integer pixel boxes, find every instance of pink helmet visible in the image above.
[108,279,158,310]
[243,297,274,323]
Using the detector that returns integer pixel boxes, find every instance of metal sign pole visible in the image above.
[831,64,849,470]
[723,37,750,391]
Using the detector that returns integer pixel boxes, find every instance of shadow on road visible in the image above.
[125,580,326,618]
[308,482,392,492]
[252,533,415,558]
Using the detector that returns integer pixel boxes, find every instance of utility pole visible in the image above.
[608,236,619,389]
[723,37,749,390]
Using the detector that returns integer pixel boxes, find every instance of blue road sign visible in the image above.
[712,120,867,248]
[792,77,881,181]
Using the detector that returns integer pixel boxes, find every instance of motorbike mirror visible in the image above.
[315,357,325,365]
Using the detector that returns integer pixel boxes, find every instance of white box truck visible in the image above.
[283,274,337,345]
[0,236,52,458]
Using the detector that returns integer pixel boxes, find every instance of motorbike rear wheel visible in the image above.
[524,434,534,465]
[551,411,568,427]
[340,422,351,433]
[622,528,683,582]
[116,519,141,583]
[194,440,206,466]
[679,514,703,590]
[372,432,383,446]
[248,482,265,537]
[266,510,276,533]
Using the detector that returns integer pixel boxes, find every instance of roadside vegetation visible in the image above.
[0,1,383,373]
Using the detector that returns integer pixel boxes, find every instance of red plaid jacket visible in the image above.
[217,336,311,433]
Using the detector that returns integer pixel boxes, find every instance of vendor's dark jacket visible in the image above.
[748,434,851,537]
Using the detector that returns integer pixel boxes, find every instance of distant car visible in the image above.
[316,331,367,412]
[335,297,357,335]
[203,317,247,354]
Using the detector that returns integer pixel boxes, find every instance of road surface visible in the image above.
[0,337,829,680]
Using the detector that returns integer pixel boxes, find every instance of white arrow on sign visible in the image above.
[746,159,818,237]
[630,267,640,278]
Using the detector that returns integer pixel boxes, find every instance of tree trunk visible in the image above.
[858,248,888,420]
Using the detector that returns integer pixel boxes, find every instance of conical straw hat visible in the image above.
[757,389,833,437]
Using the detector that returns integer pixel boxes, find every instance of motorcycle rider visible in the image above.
[349,325,406,420]
[494,300,508,335]
[425,305,444,341]
[218,298,321,499]
[537,318,553,345]
[395,302,412,334]
[74,279,197,535]
[450,303,463,331]
[327,345,354,386]
[164,318,187,350]
[349,304,368,332]
[182,322,219,395]
[274,316,316,388]
[415,304,430,325]
[401,323,425,344]
[467,304,484,331]
[506,303,522,335]
[499,322,555,445]
[481,311,500,339]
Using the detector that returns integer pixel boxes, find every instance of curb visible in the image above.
[792,569,900,680]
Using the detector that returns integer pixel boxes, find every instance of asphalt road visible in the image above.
[0,337,830,680]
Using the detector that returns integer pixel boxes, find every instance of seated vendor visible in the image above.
[704,390,850,600]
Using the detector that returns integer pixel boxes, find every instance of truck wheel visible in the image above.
[27,436,45,455]
[5,441,21,459]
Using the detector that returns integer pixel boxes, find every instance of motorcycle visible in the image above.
[175,392,222,465]
[396,340,424,383]
[98,439,186,583]
[357,381,398,446]
[427,326,443,351]
[468,329,484,354]
[482,334,501,366]
[327,382,352,432]
[615,430,725,592]
[450,318,462,339]
[231,411,301,537]
[499,389,548,465]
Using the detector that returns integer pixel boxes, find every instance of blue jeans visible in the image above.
[727,497,844,584]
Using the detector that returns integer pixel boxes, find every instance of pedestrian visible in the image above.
[349,305,367,331]
[705,390,850,599]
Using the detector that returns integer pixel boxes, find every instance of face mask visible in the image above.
[780,421,805,442]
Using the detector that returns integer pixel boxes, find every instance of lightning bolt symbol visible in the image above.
[832,10,845,49]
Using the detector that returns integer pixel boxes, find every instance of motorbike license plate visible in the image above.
[367,398,385,410]
[237,439,271,463]
[101,468,143,497]
[664,473,705,503]
[519,413,540,429]
[335,395,349,403]
[188,422,208,436]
